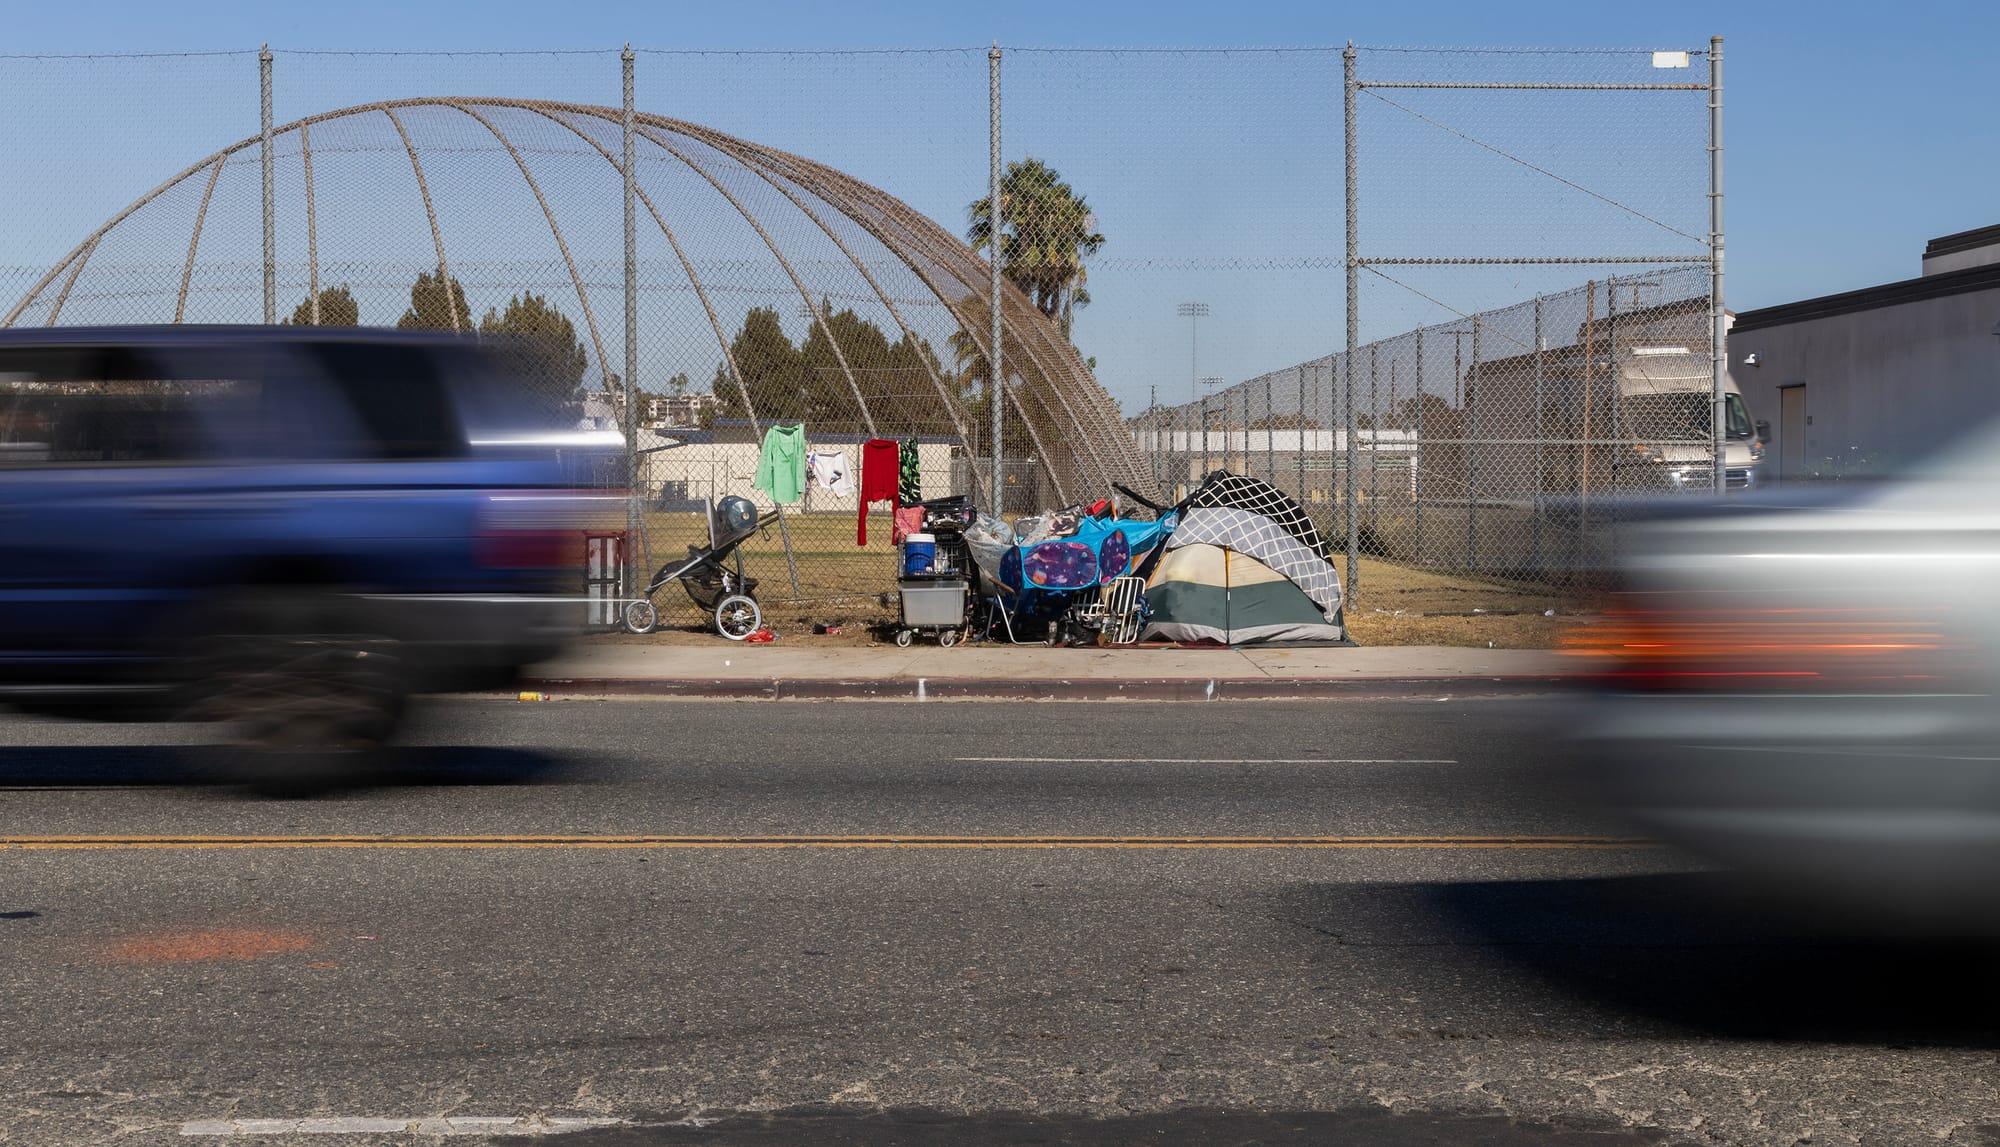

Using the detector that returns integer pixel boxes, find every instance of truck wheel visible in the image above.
[187,590,406,792]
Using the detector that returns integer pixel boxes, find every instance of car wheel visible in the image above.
[186,589,406,792]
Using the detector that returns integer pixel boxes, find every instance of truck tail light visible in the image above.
[1562,606,1973,692]
[477,491,621,570]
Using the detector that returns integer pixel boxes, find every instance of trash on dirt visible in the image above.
[814,623,844,635]
[745,628,777,643]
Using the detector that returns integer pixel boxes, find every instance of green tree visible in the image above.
[396,268,471,332]
[282,285,360,327]
[710,306,804,424]
[967,157,1105,339]
[478,292,589,425]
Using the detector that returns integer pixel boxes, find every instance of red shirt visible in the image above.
[858,437,901,546]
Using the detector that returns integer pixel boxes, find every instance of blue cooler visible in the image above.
[901,533,936,575]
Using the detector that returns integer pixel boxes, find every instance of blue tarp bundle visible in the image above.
[993,515,1175,596]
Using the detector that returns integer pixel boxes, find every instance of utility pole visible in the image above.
[1178,302,1209,405]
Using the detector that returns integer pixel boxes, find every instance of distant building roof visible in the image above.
[1734,261,2000,334]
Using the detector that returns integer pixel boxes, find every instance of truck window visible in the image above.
[302,342,466,460]
[0,345,233,467]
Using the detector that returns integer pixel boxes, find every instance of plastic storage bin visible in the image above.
[897,579,966,626]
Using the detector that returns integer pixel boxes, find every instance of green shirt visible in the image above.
[753,423,807,505]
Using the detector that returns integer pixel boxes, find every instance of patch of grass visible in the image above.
[1342,560,1601,649]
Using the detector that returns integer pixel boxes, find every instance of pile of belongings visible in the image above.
[1141,472,1345,644]
[963,498,1173,598]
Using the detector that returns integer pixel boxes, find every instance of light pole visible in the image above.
[1178,302,1209,405]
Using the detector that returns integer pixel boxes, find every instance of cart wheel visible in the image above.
[938,628,961,648]
[622,599,660,635]
[714,593,761,641]
[893,628,915,649]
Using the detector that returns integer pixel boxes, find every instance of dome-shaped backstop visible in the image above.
[5,98,1143,503]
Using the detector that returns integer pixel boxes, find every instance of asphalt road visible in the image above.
[0,699,1996,1146]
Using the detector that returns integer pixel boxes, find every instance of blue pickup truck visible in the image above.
[0,326,617,780]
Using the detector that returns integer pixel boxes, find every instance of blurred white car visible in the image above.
[1567,438,2000,926]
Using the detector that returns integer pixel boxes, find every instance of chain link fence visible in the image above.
[2,42,1720,621]
[1139,44,1724,593]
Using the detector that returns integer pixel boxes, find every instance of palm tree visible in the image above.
[967,157,1105,340]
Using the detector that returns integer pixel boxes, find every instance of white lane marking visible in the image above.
[180,1116,625,1136]
[954,757,1457,764]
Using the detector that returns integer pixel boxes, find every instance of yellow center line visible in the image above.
[0,834,1659,851]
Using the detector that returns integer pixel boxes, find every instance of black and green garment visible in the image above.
[898,437,921,505]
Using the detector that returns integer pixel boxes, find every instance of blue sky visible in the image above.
[4,0,1994,410]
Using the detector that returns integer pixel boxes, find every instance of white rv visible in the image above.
[1618,346,1768,492]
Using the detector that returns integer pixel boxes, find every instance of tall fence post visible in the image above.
[1367,344,1379,548]
[1295,367,1306,505]
[1342,41,1360,598]
[622,45,643,595]
[988,42,1006,516]
[1467,320,1480,568]
[1414,332,1425,565]
[1708,35,1727,495]
[259,44,275,326]
[1533,295,1545,570]
[1265,377,1275,481]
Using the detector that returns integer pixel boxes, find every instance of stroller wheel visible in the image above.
[893,628,915,649]
[622,599,660,635]
[938,627,961,648]
[714,593,761,641]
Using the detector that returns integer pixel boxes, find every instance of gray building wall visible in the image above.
[1730,265,2000,480]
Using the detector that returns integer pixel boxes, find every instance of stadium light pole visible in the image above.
[1178,302,1209,405]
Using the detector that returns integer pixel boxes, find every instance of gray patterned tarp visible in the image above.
[1165,506,1344,617]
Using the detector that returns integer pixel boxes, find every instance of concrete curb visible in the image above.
[515,675,1580,701]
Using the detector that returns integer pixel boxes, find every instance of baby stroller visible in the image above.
[621,495,766,640]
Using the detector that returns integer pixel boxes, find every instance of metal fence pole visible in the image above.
[1467,320,1480,568]
[1368,344,1378,548]
[988,43,1006,515]
[1342,41,1360,598]
[1265,377,1275,481]
[1709,34,1727,495]
[259,45,275,326]
[1174,405,1186,499]
[1608,276,1621,508]
[1533,295,1545,570]
[1414,332,1425,565]
[1201,395,1211,477]
[1295,366,1306,504]
[621,46,642,597]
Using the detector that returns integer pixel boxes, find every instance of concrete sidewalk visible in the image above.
[521,641,1573,700]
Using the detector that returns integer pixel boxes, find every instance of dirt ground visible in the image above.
[603,532,1600,650]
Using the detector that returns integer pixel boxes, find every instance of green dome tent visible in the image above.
[1141,475,1346,645]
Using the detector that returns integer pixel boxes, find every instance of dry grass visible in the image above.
[1342,560,1603,649]
[612,512,1597,649]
